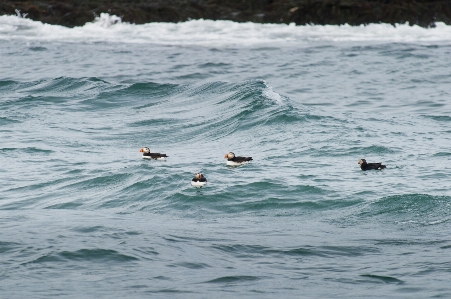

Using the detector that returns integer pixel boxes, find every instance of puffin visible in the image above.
[224,152,253,166]
[358,159,386,171]
[191,173,207,188]
[139,147,168,160]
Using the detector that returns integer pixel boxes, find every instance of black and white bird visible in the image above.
[140,147,168,160]
[191,173,207,188]
[224,152,253,166]
[358,159,386,170]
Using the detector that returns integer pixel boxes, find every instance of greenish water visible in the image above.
[1,15,451,298]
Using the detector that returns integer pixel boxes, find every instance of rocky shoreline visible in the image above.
[1,0,450,28]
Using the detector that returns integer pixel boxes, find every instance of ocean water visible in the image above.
[1,13,451,298]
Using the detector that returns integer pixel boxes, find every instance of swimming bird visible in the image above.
[139,147,168,160]
[191,172,207,188]
[224,152,253,166]
[358,159,386,170]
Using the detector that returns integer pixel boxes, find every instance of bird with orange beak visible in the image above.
[224,152,253,166]
[140,147,168,160]
[191,172,207,188]
[358,158,386,170]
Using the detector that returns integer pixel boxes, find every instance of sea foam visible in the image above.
[1,13,451,46]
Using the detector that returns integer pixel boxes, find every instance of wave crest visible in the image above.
[2,14,451,45]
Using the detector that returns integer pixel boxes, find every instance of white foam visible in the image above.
[262,83,285,105]
[1,13,451,46]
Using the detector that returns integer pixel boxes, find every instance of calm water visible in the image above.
[1,14,451,298]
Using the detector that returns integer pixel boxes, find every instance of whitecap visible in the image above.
[1,13,451,46]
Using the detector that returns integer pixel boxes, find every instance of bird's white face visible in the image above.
[224,152,235,159]
[195,173,202,179]
[140,147,150,154]
[358,159,365,165]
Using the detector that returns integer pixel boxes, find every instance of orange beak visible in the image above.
[224,154,227,158]
[140,148,143,152]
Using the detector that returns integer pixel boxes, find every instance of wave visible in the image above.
[205,275,261,284]
[0,77,286,141]
[1,13,451,45]
[359,194,451,226]
[424,115,451,122]
[0,77,113,109]
[360,274,404,284]
[3,76,449,217]
[1,76,322,212]
[24,249,139,265]
[210,243,373,259]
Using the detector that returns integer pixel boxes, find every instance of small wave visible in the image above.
[433,152,451,157]
[198,62,232,69]
[12,77,108,94]
[44,202,83,210]
[26,249,139,265]
[152,289,193,294]
[0,117,20,126]
[360,274,404,284]
[65,248,138,263]
[117,81,181,101]
[1,146,53,154]
[211,243,373,259]
[0,80,19,90]
[204,275,261,284]
[359,194,451,226]
[172,262,211,269]
[0,77,114,110]
[424,115,451,122]
[28,46,47,51]
[349,145,398,155]
[375,239,447,247]
[63,173,133,192]
[0,241,21,254]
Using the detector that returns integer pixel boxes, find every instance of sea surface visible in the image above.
[1,13,451,298]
